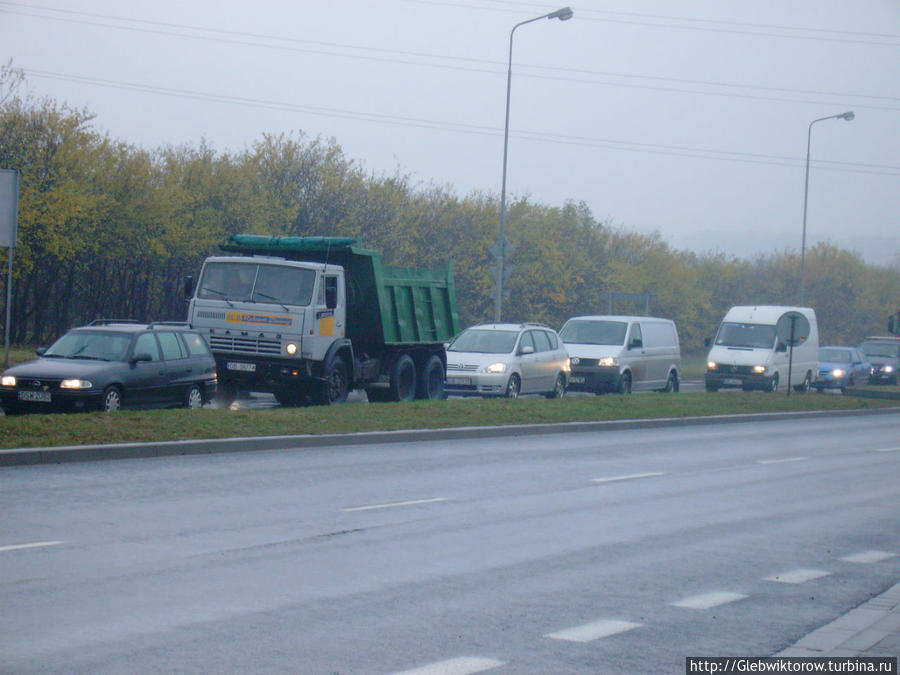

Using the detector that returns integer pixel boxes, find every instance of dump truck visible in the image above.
[186,235,461,405]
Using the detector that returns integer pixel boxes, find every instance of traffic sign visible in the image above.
[776,311,810,346]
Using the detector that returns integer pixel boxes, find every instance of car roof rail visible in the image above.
[148,321,191,329]
[87,319,141,326]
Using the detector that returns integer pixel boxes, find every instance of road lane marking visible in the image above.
[757,457,808,465]
[545,619,643,643]
[0,541,63,553]
[342,497,448,513]
[840,550,897,564]
[670,591,748,610]
[875,447,900,453]
[592,472,667,484]
[764,568,832,584]
[392,657,504,675]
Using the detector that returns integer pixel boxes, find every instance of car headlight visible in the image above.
[485,362,507,374]
[61,379,93,389]
[598,357,618,367]
[285,342,298,355]
[884,365,895,373]
[831,369,846,378]
[752,365,767,374]
[1,375,15,387]
[707,361,717,371]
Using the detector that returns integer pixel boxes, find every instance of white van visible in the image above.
[559,315,681,394]
[705,306,818,393]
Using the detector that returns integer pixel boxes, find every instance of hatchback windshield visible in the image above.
[860,341,900,358]
[197,261,316,306]
[44,331,131,361]
[715,322,776,349]
[819,348,851,363]
[449,329,519,354]
[559,320,628,346]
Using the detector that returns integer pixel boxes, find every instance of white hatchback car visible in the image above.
[444,323,570,398]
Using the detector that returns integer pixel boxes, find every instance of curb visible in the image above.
[2,406,899,467]
[778,581,900,658]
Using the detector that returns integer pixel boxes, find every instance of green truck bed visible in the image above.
[221,235,461,347]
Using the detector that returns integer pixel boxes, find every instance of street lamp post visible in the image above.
[799,110,854,306]
[494,6,573,323]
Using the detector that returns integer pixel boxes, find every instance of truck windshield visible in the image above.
[559,320,627,346]
[197,262,316,306]
[715,322,776,349]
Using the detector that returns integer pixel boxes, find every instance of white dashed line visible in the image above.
[764,568,832,584]
[875,446,900,453]
[392,656,505,675]
[670,591,748,610]
[342,498,448,512]
[757,457,808,465]
[592,472,667,484]
[545,619,643,643]
[840,550,897,564]
[0,541,63,553]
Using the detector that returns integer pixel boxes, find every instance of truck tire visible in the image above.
[315,356,350,405]
[390,354,417,402]
[416,355,445,400]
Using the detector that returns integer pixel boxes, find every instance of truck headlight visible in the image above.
[286,342,298,355]
[707,361,717,371]
[60,379,92,389]
[752,365,767,374]
[598,357,618,367]
[485,362,507,374]
[831,368,846,378]
[1,375,15,387]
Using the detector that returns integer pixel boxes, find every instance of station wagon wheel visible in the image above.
[545,373,566,399]
[100,385,122,412]
[505,373,521,399]
[185,384,203,409]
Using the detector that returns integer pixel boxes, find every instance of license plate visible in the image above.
[19,390,51,402]
[446,377,471,386]
[569,376,585,384]
[226,362,256,372]
[724,378,742,385]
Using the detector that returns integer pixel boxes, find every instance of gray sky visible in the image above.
[3,0,899,264]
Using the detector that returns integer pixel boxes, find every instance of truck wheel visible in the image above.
[316,356,349,405]
[390,354,417,402]
[416,355,445,400]
[793,372,811,393]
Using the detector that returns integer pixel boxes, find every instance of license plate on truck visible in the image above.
[226,361,256,372]
[19,390,51,402]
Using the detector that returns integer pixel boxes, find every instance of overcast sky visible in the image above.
[3,0,899,264]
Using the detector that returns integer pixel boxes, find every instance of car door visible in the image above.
[157,331,191,404]
[532,329,557,392]
[517,331,541,393]
[625,323,647,389]
[127,332,168,405]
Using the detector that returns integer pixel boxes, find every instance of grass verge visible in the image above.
[1,392,897,449]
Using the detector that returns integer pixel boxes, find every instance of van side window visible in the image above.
[628,323,643,347]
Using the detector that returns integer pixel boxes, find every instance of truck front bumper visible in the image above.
[215,355,320,391]
[566,367,620,393]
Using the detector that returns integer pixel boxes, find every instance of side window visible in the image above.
[533,330,552,353]
[181,332,212,357]
[544,331,559,350]
[157,332,186,361]
[629,323,643,346]
[317,275,340,306]
[519,331,536,354]
[133,333,161,362]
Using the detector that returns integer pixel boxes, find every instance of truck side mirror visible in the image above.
[183,274,194,298]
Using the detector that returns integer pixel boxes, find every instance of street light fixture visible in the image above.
[494,6,573,322]
[799,111,854,305]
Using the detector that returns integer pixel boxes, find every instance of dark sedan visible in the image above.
[0,321,217,414]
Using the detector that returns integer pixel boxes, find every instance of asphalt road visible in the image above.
[2,413,899,674]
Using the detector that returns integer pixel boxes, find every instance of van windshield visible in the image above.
[559,320,628,346]
[197,262,316,307]
[715,322,776,349]
[860,341,900,358]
